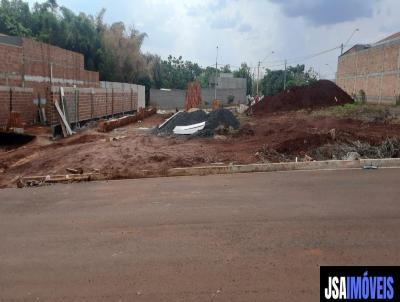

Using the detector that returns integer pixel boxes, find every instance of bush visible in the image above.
[357,90,366,104]
[227,95,235,104]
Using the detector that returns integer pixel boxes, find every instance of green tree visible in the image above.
[198,66,217,88]
[157,55,202,89]
[0,0,32,36]
[233,63,252,95]
[261,64,318,96]
[219,64,231,73]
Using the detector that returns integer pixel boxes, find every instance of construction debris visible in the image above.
[237,104,248,114]
[155,108,240,137]
[310,138,400,161]
[65,167,84,174]
[173,121,206,135]
[98,107,156,132]
[16,172,102,188]
[55,88,74,137]
[156,110,208,134]
[109,135,127,141]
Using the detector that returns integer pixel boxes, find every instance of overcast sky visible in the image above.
[29,0,400,79]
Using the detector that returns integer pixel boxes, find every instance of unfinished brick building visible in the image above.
[0,34,145,132]
[336,32,400,104]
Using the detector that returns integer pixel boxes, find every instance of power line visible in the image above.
[202,42,352,74]
[261,45,342,69]
[208,44,342,71]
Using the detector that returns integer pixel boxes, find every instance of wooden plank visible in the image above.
[55,99,68,137]
[60,87,71,125]
[55,99,73,136]
[17,173,102,188]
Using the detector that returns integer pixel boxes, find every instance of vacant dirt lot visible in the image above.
[1,105,400,188]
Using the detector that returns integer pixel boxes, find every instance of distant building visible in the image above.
[336,32,400,104]
[208,73,247,90]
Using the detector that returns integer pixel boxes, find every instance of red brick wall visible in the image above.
[0,37,143,129]
[0,37,100,97]
[0,86,35,129]
[337,41,400,104]
[0,43,23,86]
[47,87,139,126]
[0,88,10,128]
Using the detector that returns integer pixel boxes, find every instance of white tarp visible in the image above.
[173,121,206,135]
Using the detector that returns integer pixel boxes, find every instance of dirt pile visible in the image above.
[251,80,354,114]
[154,109,240,136]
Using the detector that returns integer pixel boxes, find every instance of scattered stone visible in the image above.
[214,135,228,140]
[109,135,127,141]
[237,104,248,114]
[304,154,313,162]
[66,167,84,174]
[328,128,336,140]
[344,152,360,160]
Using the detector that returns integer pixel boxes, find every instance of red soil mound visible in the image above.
[252,80,354,115]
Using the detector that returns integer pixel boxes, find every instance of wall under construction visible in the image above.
[0,84,144,130]
[0,86,34,128]
[336,32,400,104]
[0,35,145,130]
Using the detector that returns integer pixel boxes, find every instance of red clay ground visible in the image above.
[1,110,400,188]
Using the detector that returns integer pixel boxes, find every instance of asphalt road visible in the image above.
[1,168,400,301]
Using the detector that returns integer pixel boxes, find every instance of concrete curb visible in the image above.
[167,158,400,177]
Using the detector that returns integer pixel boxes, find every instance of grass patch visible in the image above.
[313,103,400,123]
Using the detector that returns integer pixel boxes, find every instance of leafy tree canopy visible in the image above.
[261,64,318,96]
[0,0,257,92]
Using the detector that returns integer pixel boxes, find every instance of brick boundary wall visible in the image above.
[0,36,146,131]
[47,86,139,127]
[0,85,139,130]
[0,86,34,129]
[0,37,99,98]
[336,39,400,105]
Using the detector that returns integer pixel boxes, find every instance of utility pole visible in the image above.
[214,46,218,100]
[256,61,261,96]
[283,59,287,91]
[341,28,359,55]
[257,50,274,96]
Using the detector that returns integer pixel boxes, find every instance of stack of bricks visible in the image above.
[98,107,156,132]
[184,82,202,111]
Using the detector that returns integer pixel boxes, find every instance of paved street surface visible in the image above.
[1,168,400,301]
